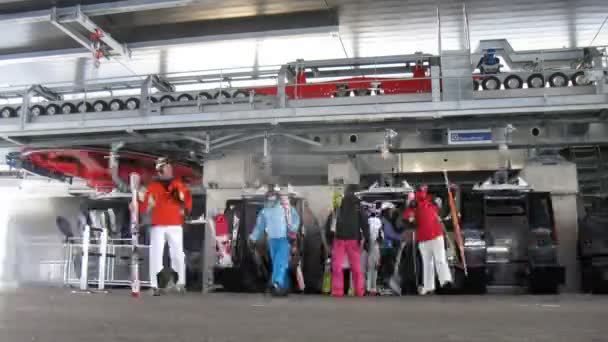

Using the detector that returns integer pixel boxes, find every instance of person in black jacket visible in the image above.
[330,184,369,297]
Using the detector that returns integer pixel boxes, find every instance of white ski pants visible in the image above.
[149,225,185,288]
[365,243,380,292]
[418,236,452,292]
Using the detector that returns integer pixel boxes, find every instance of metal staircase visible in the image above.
[570,146,606,208]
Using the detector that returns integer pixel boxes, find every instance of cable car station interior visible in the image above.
[0,1,607,341]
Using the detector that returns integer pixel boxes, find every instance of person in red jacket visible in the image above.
[213,210,233,268]
[404,184,452,295]
[140,157,192,296]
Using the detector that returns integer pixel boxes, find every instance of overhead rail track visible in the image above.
[0,41,605,148]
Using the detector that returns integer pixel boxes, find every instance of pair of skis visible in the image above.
[129,173,141,297]
[443,170,468,276]
[285,208,305,291]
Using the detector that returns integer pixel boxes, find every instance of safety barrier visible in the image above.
[64,225,151,292]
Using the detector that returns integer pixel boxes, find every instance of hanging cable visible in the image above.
[590,15,608,46]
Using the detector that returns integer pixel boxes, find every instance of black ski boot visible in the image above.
[270,283,289,297]
[175,284,187,295]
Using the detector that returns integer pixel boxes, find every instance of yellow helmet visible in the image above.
[331,190,343,210]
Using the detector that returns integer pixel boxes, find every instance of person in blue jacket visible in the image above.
[250,190,300,296]
[380,202,402,248]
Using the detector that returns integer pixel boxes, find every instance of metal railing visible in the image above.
[0,51,606,125]
[63,224,151,290]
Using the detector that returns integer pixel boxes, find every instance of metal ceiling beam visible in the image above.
[125,129,146,139]
[147,75,174,93]
[49,6,132,60]
[0,26,337,66]
[28,85,61,101]
[74,0,195,17]
[279,133,322,147]
[0,0,194,25]
[50,11,96,53]
[206,132,323,151]
[303,67,415,79]
[210,134,245,145]
[288,54,434,69]
[2,120,608,155]
[0,48,89,66]
[62,6,132,59]
[0,69,279,97]
[0,130,206,148]
[0,9,338,66]
[0,10,50,25]
[115,9,337,44]
[1,112,599,149]
[209,133,267,151]
[260,123,608,156]
[1,136,23,146]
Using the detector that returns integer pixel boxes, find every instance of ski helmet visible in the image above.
[155,156,169,171]
[265,190,279,202]
[331,190,343,210]
[280,195,290,209]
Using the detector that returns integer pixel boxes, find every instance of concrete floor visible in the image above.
[1,288,607,342]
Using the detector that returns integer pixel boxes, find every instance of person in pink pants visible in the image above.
[331,185,369,297]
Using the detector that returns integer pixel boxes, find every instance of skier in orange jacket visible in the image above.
[140,157,192,296]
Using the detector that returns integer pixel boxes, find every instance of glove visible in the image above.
[137,188,146,202]
[434,197,443,209]
[407,192,415,202]
[184,211,192,223]
[171,187,185,204]
[288,231,298,242]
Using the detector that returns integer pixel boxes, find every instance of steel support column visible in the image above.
[19,91,31,129]
[430,58,441,103]
[277,65,289,108]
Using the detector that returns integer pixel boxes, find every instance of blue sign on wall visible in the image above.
[448,129,493,145]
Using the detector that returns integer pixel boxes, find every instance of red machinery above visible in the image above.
[0,54,435,118]
[14,148,201,192]
[251,64,431,99]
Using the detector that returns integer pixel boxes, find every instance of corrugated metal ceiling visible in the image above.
[0,0,606,86]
